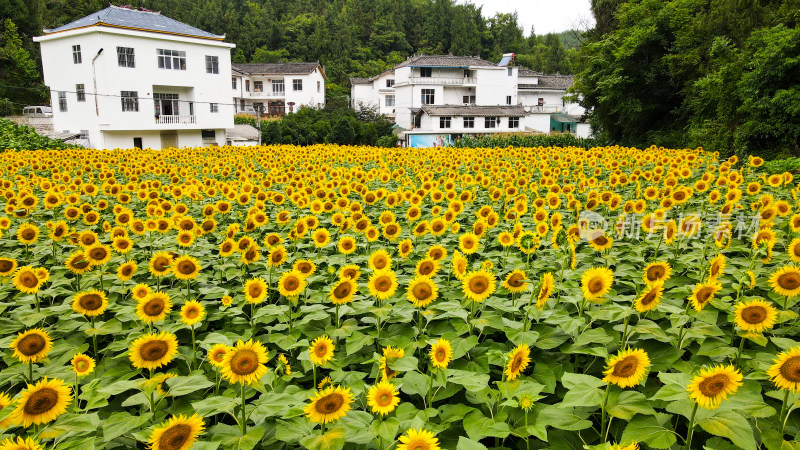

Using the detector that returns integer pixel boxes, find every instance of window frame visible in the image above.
[58,92,67,112]
[506,96,512,105]
[120,91,139,112]
[117,46,135,68]
[385,95,395,107]
[72,45,82,64]
[293,79,303,91]
[253,81,263,92]
[464,117,475,128]
[232,78,237,89]
[210,103,219,113]
[272,79,285,94]
[439,116,451,129]
[386,79,395,88]
[420,67,432,77]
[421,88,435,105]
[485,116,498,128]
[462,95,475,105]
[157,49,186,70]
[76,84,86,102]
[205,55,219,74]
[509,117,520,129]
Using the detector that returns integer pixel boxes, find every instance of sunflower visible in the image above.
[429,339,452,369]
[267,244,288,266]
[634,281,663,313]
[136,291,172,323]
[65,250,94,275]
[244,278,268,304]
[733,299,777,333]
[129,331,179,370]
[0,437,45,450]
[505,344,531,380]
[148,414,205,450]
[329,278,357,305]
[587,230,613,251]
[0,257,17,277]
[0,392,14,428]
[414,257,440,278]
[85,243,112,266]
[11,329,53,363]
[16,223,39,245]
[220,340,269,385]
[71,353,95,376]
[536,272,555,308]
[609,444,639,450]
[769,266,800,297]
[581,267,614,302]
[180,300,206,326]
[71,290,108,317]
[462,269,497,303]
[708,253,726,280]
[173,255,201,280]
[458,233,479,254]
[397,428,440,450]
[687,365,743,409]
[219,239,235,257]
[368,249,392,271]
[309,335,335,366]
[337,236,357,255]
[305,385,353,424]
[368,269,398,301]
[767,346,800,392]
[503,269,528,294]
[117,261,138,281]
[642,261,671,285]
[10,377,71,427]
[603,348,650,388]
[12,266,42,294]
[293,260,317,277]
[149,251,174,277]
[312,228,331,248]
[207,344,229,368]
[688,280,722,311]
[498,231,515,247]
[131,283,152,301]
[517,230,541,254]
[278,270,306,298]
[111,236,133,254]
[406,276,438,308]
[367,381,400,416]
[380,346,405,380]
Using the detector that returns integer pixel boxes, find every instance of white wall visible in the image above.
[475,67,516,106]
[234,68,325,114]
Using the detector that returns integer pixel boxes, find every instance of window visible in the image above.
[157,49,186,70]
[462,95,475,104]
[272,80,285,94]
[58,92,67,112]
[317,81,321,92]
[240,100,245,110]
[205,55,219,74]
[509,117,519,128]
[507,67,513,76]
[153,93,179,116]
[420,67,432,77]
[79,130,89,140]
[232,78,237,89]
[253,102,264,113]
[506,96,512,105]
[72,45,82,64]
[76,84,85,102]
[121,91,139,112]
[439,117,451,129]
[485,116,497,128]
[421,89,435,105]
[385,95,395,107]
[538,98,544,106]
[464,69,472,78]
[117,47,135,68]
[133,137,143,149]
[293,79,303,91]
[413,115,421,128]
[386,79,395,88]
[463,117,474,128]
[210,103,219,113]
[245,80,250,92]
[253,81,263,92]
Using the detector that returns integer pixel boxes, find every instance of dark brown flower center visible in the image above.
[71,255,90,270]
[177,261,196,275]
[698,373,729,397]
[418,262,434,276]
[0,260,13,272]
[412,283,432,301]
[159,424,191,450]
[611,355,638,377]
[375,276,391,292]
[23,387,58,415]
[377,392,392,406]
[21,229,36,240]
[696,287,714,304]
[778,273,800,290]
[640,289,658,306]
[373,257,388,270]
[646,265,665,281]
[140,340,169,361]
[19,271,39,288]
[121,265,134,276]
[89,248,108,261]
[143,298,165,316]
[741,305,767,324]
[79,293,103,311]
[333,282,351,299]
[510,354,524,372]
[18,334,46,356]
[507,273,524,288]
[315,344,328,357]
[230,349,258,375]
[283,276,300,291]
[469,276,488,294]
[588,277,605,294]
[248,285,262,298]
[315,393,344,414]
[779,356,800,382]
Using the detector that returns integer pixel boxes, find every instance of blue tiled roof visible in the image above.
[43,5,224,40]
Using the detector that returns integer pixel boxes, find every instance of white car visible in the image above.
[22,106,53,118]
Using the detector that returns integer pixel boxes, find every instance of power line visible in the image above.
[0,83,244,107]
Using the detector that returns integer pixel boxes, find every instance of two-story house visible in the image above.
[33,5,235,150]
[350,54,588,147]
[231,62,326,116]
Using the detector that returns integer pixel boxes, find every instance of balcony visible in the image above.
[249,90,285,98]
[526,105,560,113]
[156,115,196,125]
[407,77,477,86]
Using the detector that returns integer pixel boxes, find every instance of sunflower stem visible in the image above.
[28,361,33,383]
[34,291,39,313]
[190,325,196,371]
[313,364,317,389]
[525,410,529,450]
[74,372,79,412]
[600,384,609,441]
[683,402,698,450]
[780,389,790,436]
[90,316,98,358]
[619,315,630,349]
[240,383,247,435]
[734,334,745,369]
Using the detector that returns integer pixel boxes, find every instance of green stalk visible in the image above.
[780,389,790,436]
[600,384,609,441]
[240,383,247,435]
[190,324,196,371]
[683,403,699,450]
[734,335,746,369]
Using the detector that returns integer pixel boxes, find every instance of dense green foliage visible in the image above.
[576,0,800,158]
[0,118,77,150]
[233,107,395,147]
[0,19,47,113]
[452,133,606,150]
[1,0,579,111]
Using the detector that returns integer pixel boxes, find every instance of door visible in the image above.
[160,132,178,149]
[133,137,143,149]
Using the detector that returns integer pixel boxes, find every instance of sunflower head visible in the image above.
[643,261,672,285]
[136,291,172,323]
[770,266,800,298]
[72,290,108,317]
[207,343,229,368]
[406,276,438,308]
[309,335,335,366]
[278,270,306,298]
[689,280,722,312]
[734,299,777,333]
[503,269,528,294]
[397,428,440,450]
[687,364,743,409]
[634,281,663,313]
[244,278,268,304]
[304,385,353,424]
[429,339,453,369]
[180,300,206,326]
[367,380,400,416]
[767,346,800,392]
[148,414,205,450]
[462,269,497,303]
[173,255,201,280]
[10,377,72,427]
[129,331,179,370]
[11,329,53,363]
[329,278,357,305]
[603,348,650,388]
[368,269,398,301]
[505,344,531,380]
[220,339,269,385]
[581,267,614,302]
[71,353,96,376]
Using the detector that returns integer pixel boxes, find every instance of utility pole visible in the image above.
[91,48,104,116]
[256,105,262,146]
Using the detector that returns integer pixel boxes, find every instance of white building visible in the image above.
[350,54,589,146]
[232,63,326,116]
[33,5,235,150]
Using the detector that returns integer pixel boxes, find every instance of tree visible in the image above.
[328,117,356,145]
[0,19,46,113]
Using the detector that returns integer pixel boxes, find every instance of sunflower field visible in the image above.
[0,145,799,450]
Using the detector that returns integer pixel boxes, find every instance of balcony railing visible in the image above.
[156,115,196,125]
[407,77,477,86]
[527,105,560,113]
[249,90,285,98]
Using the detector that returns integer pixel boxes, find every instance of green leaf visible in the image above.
[606,390,656,420]
[371,416,399,443]
[300,425,346,450]
[192,396,239,417]
[560,373,605,407]
[400,371,429,398]
[446,369,490,392]
[620,413,677,449]
[456,436,489,450]
[210,423,265,450]
[102,412,152,443]
[534,404,592,432]
[462,409,510,441]
[165,375,214,396]
[698,410,757,450]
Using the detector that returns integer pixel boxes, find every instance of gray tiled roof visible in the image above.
[421,105,527,117]
[349,78,371,85]
[43,5,224,40]
[396,54,496,68]
[518,75,575,91]
[233,62,321,75]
